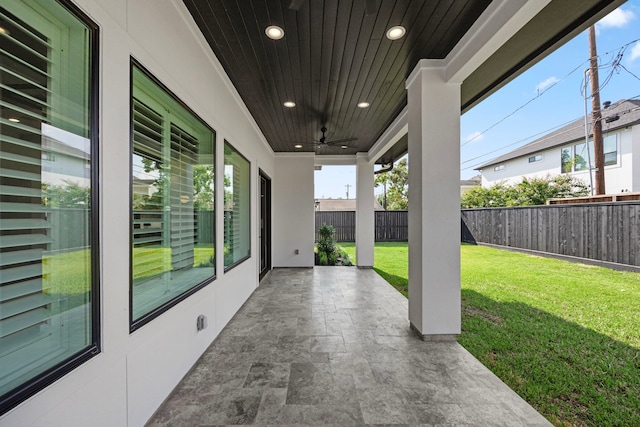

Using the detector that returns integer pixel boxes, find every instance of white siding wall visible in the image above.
[480,127,638,194]
[0,0,275,426]
[633,125,640,190]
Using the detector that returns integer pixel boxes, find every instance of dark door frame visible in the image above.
[259,169,272,281]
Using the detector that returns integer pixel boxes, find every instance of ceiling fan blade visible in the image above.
[326,137,358,145]
[289,0,305,11]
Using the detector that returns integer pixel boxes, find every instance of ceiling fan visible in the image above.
[296,126,358,151]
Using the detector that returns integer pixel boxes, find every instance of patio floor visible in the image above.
[147,267,551,426]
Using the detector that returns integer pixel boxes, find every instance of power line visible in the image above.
[460,118,579,166]
[462,37,640,148]
[461,94,640,172]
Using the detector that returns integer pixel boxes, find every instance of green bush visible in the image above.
[461,174,589,208]
[328,251,338,266]
[319,251,328,265]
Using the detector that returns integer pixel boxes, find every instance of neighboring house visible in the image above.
[42,123,91,188]
[460,175,481,195]
[315,198,385,211]
[477,99,640,194]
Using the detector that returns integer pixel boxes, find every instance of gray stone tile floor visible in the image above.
[147,267,551,426]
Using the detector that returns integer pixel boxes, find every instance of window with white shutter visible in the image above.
[131,63,215,329]
[0,0,98,414]
[223,141,250,270]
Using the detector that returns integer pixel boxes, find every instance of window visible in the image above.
[561,147,572,173]
[131,63,215,329]
[223,142,250,270]
[1,0,98,413]
[562,134,617,173]
[603,134,617,166]
[494,164,505,172]
[573,142,593,171]
[528,154,543,163]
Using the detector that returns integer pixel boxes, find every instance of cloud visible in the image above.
[463,131,484,144]
[597,8,635,30]
[535,76,559,94]
[629,42,640,63]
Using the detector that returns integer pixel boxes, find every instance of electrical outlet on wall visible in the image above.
[294,249,299,255]
[196,314,208,331]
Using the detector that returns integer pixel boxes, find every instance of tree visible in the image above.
[461,174,589,208]
[42,180,90,208]
[375,157,408,210]
[193,165,214,210]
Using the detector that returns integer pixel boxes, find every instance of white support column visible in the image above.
[406,61,461,339]
[355,153,375,268]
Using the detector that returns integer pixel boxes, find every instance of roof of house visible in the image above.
[476,99,640,169]
[460,176,481,186]
[315,198,385,211]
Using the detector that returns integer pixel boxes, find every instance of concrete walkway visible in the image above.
[148,267,551,426]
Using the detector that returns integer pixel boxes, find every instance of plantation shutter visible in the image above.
[230,157,242,256]
[132,97,198,274]
[0,7,59,379]
[132,98,166,278]
[169,123,197,270]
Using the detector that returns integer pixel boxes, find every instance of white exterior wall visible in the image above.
[633,125,640,190]
[1,0,275,426]
[272,154,315,267]
[480,127,637,194]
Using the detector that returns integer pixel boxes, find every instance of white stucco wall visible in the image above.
[272,154,315,267]
[479,127,637,194]
[0,0,275,426]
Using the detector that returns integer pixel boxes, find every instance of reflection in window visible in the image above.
[131,64,215,328]
[0,1,97,410]
[573,142,593,171]
[565,134,617,172]
[561,147,572,173]
[223,142,250,269]
[603,134,617,166]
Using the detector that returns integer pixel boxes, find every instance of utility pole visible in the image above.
[588,25,606,194]
[345,184,351,199]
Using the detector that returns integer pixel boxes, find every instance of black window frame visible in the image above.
[0,0,101,415]
[223,140,251,272]
[129,59,216,332]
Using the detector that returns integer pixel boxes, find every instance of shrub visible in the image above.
[461,174,589,208]
[319,251,328,265]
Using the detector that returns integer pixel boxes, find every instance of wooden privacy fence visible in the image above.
[461,202,640,267]
[315,210,408,242]
[315,211,356,242]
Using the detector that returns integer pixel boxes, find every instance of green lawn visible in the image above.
[44,246,215,311]
[339,241,640,427]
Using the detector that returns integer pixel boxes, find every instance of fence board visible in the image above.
[461,202,640,268]
[315,210,409,242]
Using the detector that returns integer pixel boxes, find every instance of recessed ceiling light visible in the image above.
[0,27,8,36]
[341,145,348,149]
[9,117,20,123]
[294,144,303,149]
[386,26,406,40]
[265,25,284,40]
[357,101,370,108]
[283,101,296,108]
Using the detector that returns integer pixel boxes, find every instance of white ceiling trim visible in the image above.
[443,0,552,84]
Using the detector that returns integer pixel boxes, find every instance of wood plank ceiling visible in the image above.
[183,0,492,159]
